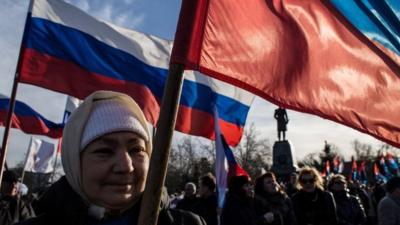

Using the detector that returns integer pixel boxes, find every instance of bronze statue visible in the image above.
[274,107,289,141]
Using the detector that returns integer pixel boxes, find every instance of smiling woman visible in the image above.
[15,90,206,225]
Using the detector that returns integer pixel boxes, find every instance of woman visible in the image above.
[254,172,297,225]
[18,91,205,225]
[327,175,366,225]
[291,167,338,225]
[221,175,270,225]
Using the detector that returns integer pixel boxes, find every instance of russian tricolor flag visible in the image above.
[0,94,63,138]
[214,108,249,208]
[18,0,254,146]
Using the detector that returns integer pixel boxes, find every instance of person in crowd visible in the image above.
[327,175,366,225]
[254,172,297,225]
[285,172,299,197]
[377,176,400,225]
[0,170,35,225]
[348,181,370,214]
[370,180,386,224]
[221,175,270,225]
[348,180,372,225]
[193,173,218,225]
[291,166,338,225]
[176,182,199,212]
[17,90,205,225]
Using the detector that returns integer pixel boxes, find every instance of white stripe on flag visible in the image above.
[214,108,228,208]
[31,0,254,108]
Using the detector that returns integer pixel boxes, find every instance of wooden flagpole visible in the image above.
[0,72,21,189]
[137,63,185,225]
[0,0,33,190]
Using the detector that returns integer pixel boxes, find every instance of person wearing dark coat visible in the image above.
[1,170,35,225]
[328,175,366,225]
[291,167,338,225]
[254,172,297,225]
[176,182,199,212]
[17,177,205,225]
[221,175,271,225]
[15,91,205,225]
[377,176,400,225]
[192,173,218,225]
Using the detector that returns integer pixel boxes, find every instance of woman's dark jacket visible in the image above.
[255,192,297,225]
[291,189,338,225]
[221,192,269,225]
[16,176,206,225]
[332,190,366,225]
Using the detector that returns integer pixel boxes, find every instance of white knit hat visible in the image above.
[80,99,149,150]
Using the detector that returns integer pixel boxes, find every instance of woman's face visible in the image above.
[299,173,316,193]
[331,179,346,192]
[81,132,148,210]
[263,177,278,193]
[242,182,254,197]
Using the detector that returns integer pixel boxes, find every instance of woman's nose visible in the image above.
[113,150,134,173]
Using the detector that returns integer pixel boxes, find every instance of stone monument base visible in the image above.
[271,140,297,180]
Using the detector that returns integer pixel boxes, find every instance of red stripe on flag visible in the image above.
[0,112,62,138]
[19,49,245,145]
[19,48,160,125]
[176,105,244,146]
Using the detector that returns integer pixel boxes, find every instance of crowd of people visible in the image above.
[0,90,399,225]
[169,168,400,225]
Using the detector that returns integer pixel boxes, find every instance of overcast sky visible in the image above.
[0,0,389,167]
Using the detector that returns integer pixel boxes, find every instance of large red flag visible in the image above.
[171,0,400,147]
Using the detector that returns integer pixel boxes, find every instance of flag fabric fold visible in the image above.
[24,137,56,173]
[18,0,254,146]
[171,0,400,147]
[0,94,63,138]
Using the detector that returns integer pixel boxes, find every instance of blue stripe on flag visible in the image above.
[330,0,400,56]
[25,17,249,126]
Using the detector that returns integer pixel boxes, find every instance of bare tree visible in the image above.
[233,123,272,178]
[352,139,374,161]
[298,152,320,168]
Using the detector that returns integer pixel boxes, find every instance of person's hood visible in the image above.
[61,91,152,205]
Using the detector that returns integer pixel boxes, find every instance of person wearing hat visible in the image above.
[17,90,205,225]
[1,170,35,225]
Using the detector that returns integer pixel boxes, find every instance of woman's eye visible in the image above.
[94,148,113,156]
[129,146,145,155]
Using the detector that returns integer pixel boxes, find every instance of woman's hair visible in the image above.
[228,175,251,195]
[199,173,216,192]
[327,174,347,190]
[254,172,283,195]
[385,176,400,193]
[296,166,324,191]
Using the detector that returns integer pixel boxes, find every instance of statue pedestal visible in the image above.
[271,140,297,179]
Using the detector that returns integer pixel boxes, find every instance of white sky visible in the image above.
[0,0,389,167]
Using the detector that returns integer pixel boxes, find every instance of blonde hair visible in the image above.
[327,174,347,190]
[296,166,324,191]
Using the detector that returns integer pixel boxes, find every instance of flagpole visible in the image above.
[137,63,185,225]
[49,139,61,183]
[0,0,33,190]
[0,72,21,188]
